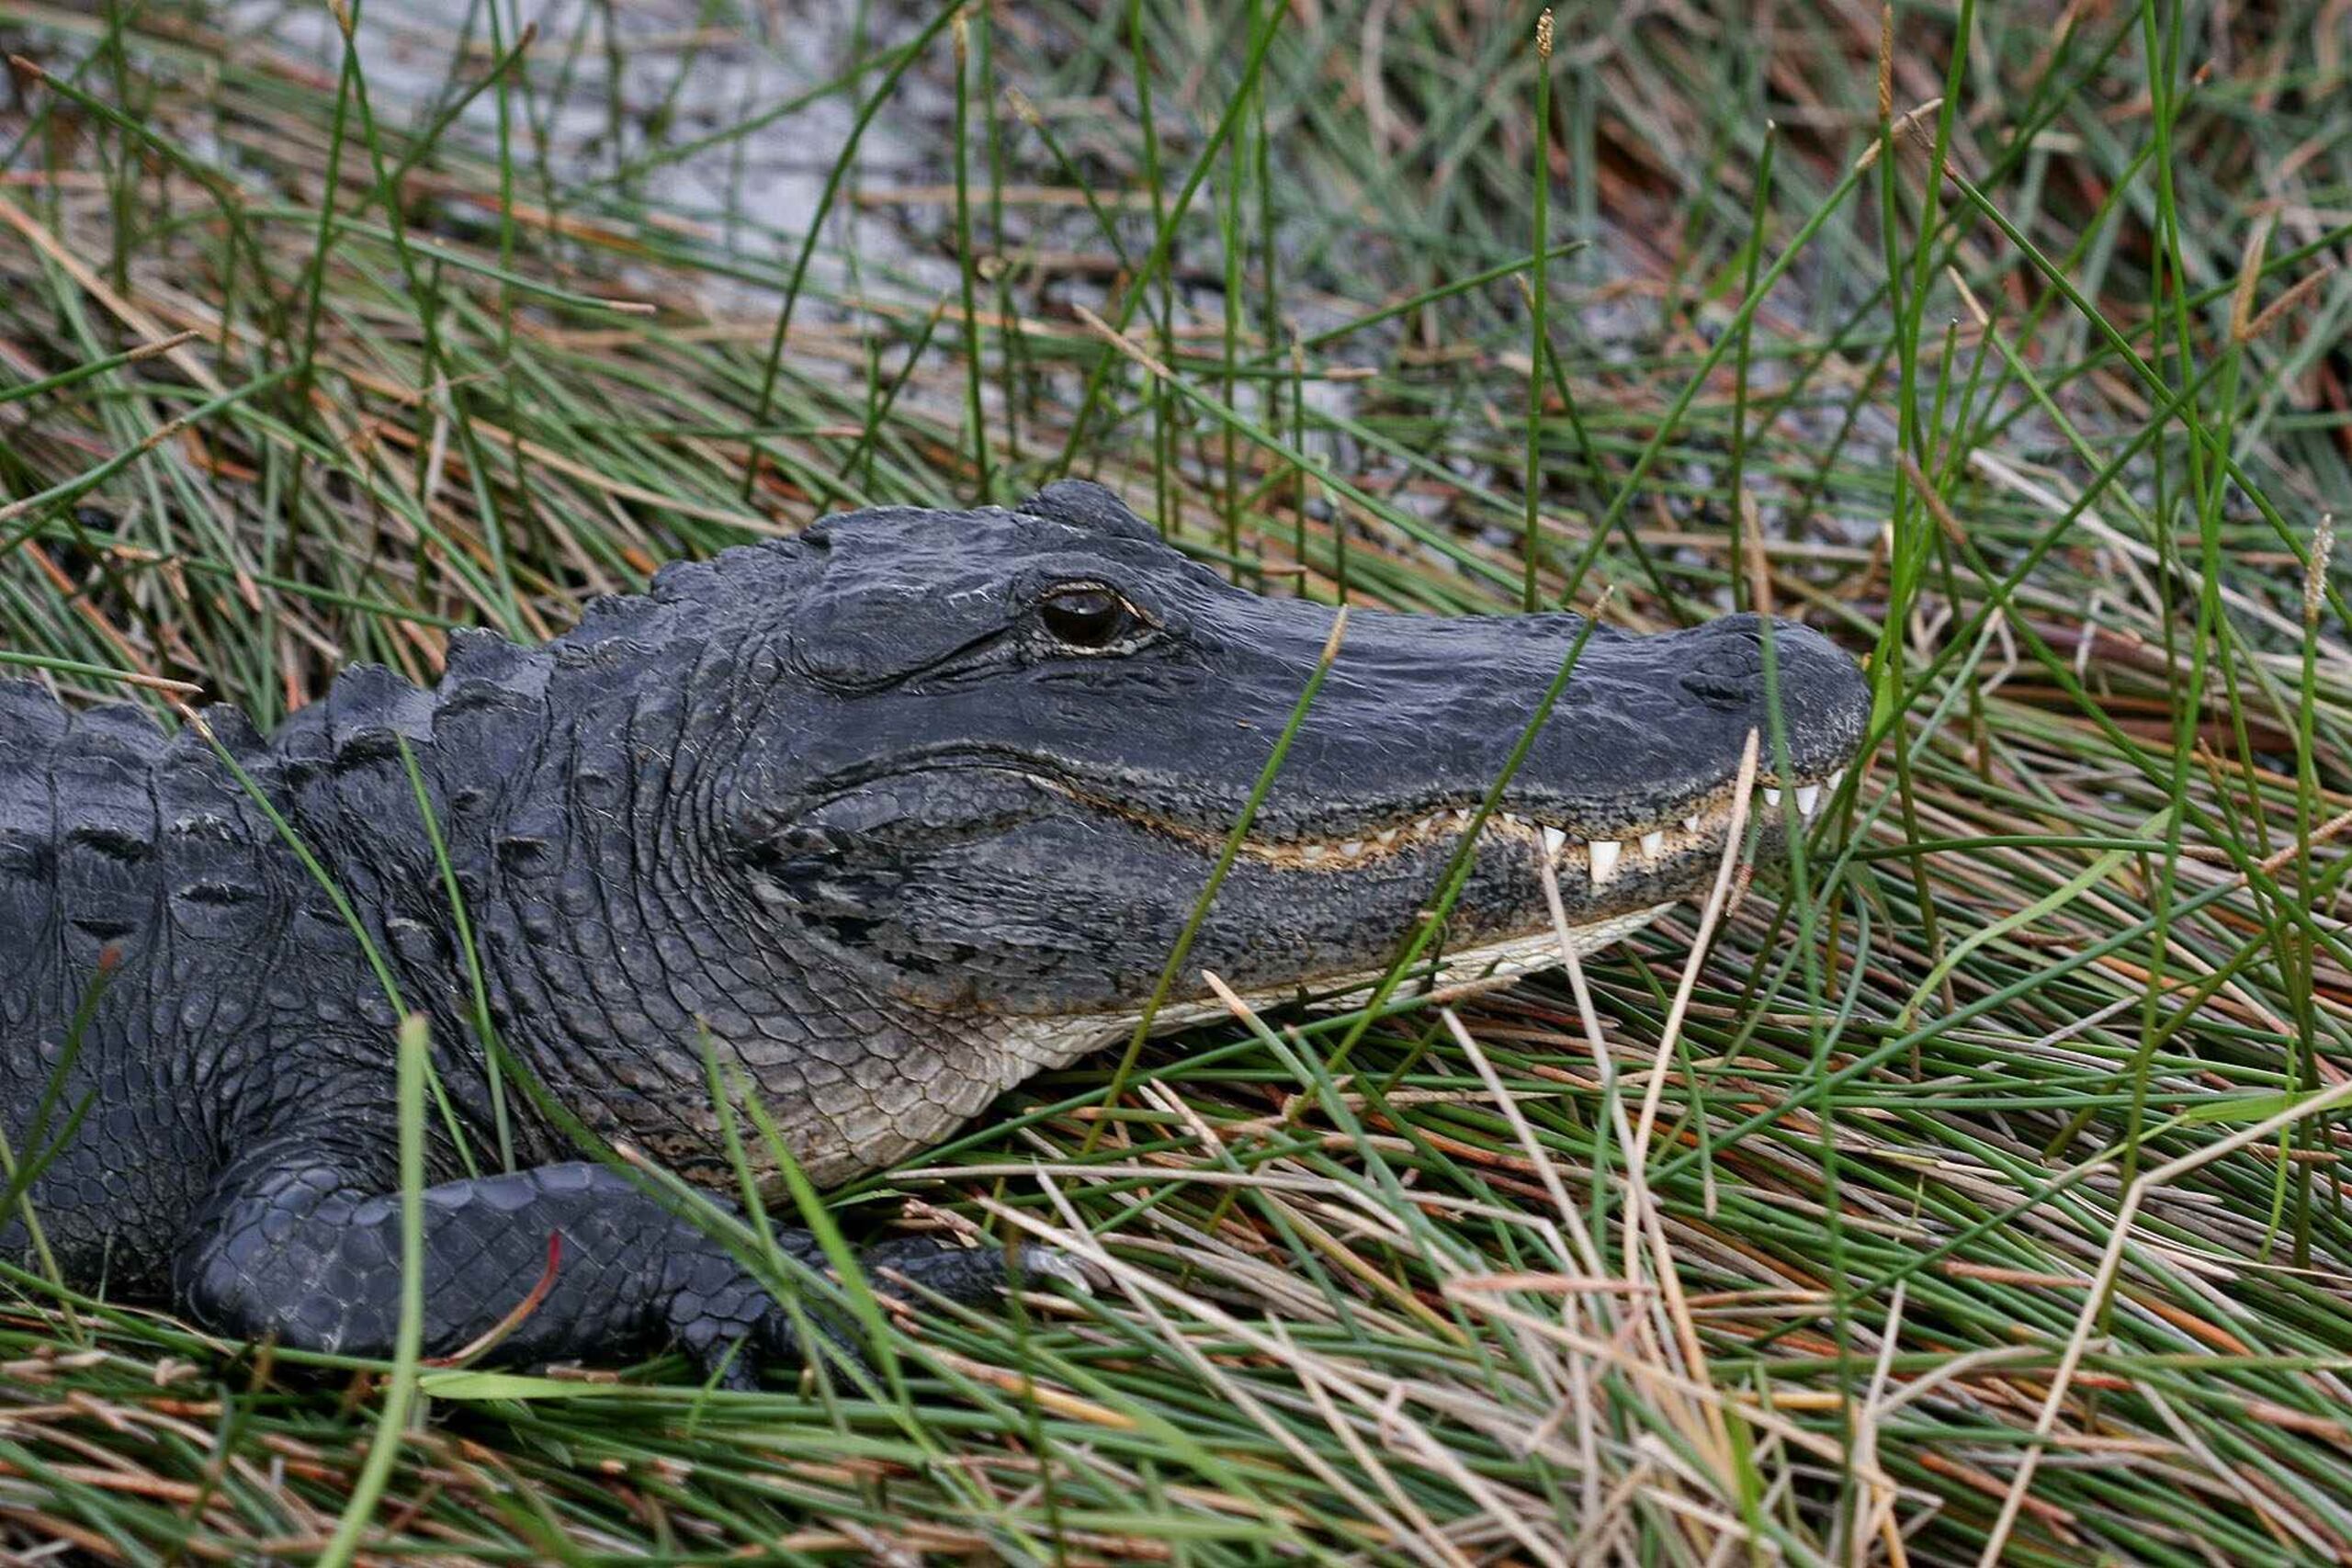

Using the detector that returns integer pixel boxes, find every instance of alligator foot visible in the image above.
[175,1151,1079,1389]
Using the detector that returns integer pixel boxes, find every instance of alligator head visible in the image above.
[448,480,1870,1182]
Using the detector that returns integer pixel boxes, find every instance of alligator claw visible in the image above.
[692,1235,1091,1386]
[857,1235,1088,1303]
[1010,1246,1102,1295]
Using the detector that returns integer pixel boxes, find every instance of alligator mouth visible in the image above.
[978,761,1850,1069]
[1036,763,1846,886]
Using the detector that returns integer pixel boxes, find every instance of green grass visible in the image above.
[3,0,2351,1560]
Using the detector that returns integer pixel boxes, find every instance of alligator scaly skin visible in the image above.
[0,639,1030,1382]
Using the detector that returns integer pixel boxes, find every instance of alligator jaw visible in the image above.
[978,756,1854,1071]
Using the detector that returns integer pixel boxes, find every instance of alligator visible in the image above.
[0,480,1869,1383]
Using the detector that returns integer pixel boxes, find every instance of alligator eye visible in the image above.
[1036,584,1135,649]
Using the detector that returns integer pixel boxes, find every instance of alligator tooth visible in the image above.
[1683,815,1702,834]
[1640,829,1665,859]
[1589,840,1621,882]
[1375,828,1399,846]
[1301,843,1326,863]
[1828,767,1846,790]
[1453,807,1475,824]
[1503,812,1527,828]
[1340,840,1365,858]
[1795,784,1821,817]
[1762,785,1782,808]
[1540,825,1567,861]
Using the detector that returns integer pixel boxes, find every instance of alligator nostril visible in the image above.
[1679,669,1754,707]
[1676,615,1839,710]
[1679,630,1768,708]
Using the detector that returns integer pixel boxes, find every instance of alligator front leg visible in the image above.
[173,1133,1040,1385]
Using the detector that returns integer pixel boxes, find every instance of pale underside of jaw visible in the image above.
[995,898,1679,1073]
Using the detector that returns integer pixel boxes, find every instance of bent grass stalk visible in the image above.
[313,1013,429,1568]
[1522,10,1552,613]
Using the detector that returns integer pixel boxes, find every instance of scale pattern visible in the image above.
[0,555,1035,1381]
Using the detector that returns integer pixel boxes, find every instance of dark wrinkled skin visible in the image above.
[0,482,1869,1382]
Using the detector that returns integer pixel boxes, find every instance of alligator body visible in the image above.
[0,482,1868,1380]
